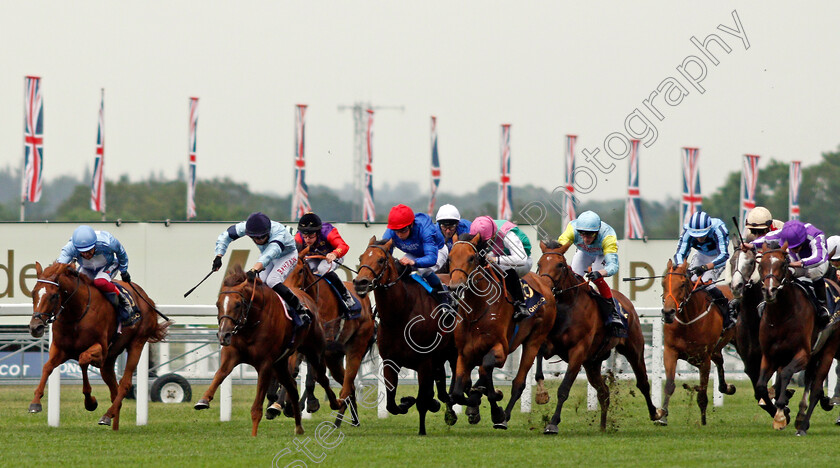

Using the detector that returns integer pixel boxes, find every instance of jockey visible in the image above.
[295,212,357,313]
[557,210,625,335]
[435,204,472,251]
[469,215,533,321]
[213,212,311,329]
[673,211,736,330]
[744,220,831,329]
[382,204,449,303]
[742,206,784,241]
[827,235,840,282]
[56,225,135,326]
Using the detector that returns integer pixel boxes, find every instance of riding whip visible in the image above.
[184,269,215,297]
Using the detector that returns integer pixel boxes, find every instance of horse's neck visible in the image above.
[372,265,410,325]
[684,288,713,317]
[60,276,93,317]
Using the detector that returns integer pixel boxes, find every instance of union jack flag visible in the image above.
[789,160,801,220]
[563,135,577,227]
[428,116,441,216]
[624,140,644,239]
[90,89,105,213]
[22,76,44,203]
[291,104,311,220]
[680,147,702,228]
[362,109,375,223]
[739,154,761,232]
[186,97,199,219]
[498,124,512,220]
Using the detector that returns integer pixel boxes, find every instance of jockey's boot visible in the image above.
[504,270,530,321]
[117,293,139,326]
[708,287,736,331]
[272,283,311,330]
[813,278,831,330]
[325,271,357,314]
[605,299,625,333]
[425,274,451,306]
[104,292,120,310]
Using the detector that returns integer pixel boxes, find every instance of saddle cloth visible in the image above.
[319,274,362,319]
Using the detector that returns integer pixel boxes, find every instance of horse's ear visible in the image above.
[368,236,377,245]
[781,241,789,252]
[35,262,42,277]
[469,233,480,245]
[558,242,571,254]
[540,240,547,252]
[383,238,394,251]
[731,237,740,249]
[453,233,458,243]
[666,258,673,271]
[299,244,311,259]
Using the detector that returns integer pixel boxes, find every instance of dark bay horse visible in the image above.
[658,259,736,426]
[28,262,170,430]
[353,237,458,436]
[537,241,657,433]
[277,247,375,427]
[447,234,556,429]
[194,267,340,436]
[755,245,840,434]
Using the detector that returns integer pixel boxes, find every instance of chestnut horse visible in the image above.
[194,267,340,436]
[755,245,840,435]
[276,247,375,427]
[28,262,170,430]
[537,241,658,433]
[658,259,736,426]
[447,234,556,430]
[353,237,458,435]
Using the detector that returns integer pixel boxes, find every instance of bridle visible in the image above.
[218,279,261,335]
[356,244,409,291]
[663,269,705,316]
[760,249,791,294]
[32,274,90,325]
[537,251,589,296]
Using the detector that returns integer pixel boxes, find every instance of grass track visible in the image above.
[2,379,840,467]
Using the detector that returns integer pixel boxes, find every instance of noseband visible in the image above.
[664,270,704,315]
[218,286,260,335]
[538,252,589,296]
[760,250,790,293]
[356,245,409,290]
[32,275,88,324]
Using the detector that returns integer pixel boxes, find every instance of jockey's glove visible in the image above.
[246,269,259,281]
[586,271,602,280]
[212,256,223,272]
[121,271,131,283]
[691,265,708,276]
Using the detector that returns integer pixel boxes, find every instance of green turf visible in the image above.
[2,379,839,467]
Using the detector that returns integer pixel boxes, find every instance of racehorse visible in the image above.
[537,241,658,433]
[729,241,782,418]
[28,262,170,430]
[194,266,340,436]
[755,244,840,434]
[658,259,736,426]
[447,234,556,429]
[353,237,458,435]
[275,246,375,427]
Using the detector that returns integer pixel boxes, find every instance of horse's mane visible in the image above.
[543,240,563,250]
[373,239,390,247]
[223,265,248,286]
[42,262,91,284]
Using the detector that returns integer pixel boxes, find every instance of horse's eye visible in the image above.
[377,257,386,265]
[468,255,475,264]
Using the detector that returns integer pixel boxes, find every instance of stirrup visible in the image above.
[342,294,356,309]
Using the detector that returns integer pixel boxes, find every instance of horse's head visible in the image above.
[661,259,692,317]
[729,238,757,299]
[216,266,257,346]
[448,233,484,291]
[758,242,789,305]
[536,240,573,292]
[29,262,74,338]
[285,245,313,290]
[353,237,395,297]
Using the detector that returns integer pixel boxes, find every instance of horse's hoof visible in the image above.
[543,424,558,435]
[398,396,416,413]
[489,389,504,402]
[830,396,840,406]
[444,408,458,426]
[465,406,481,425]
[494,420,508,430]
[795,430,807,436]
[835,415,840,426]
[307,398,321,413]
[98,415,112,426]
[773,409,788,430]
[535,391,550,405]
[28,403,42,413]
[194,399,210,410]
[724,384,736,395]
[295,426,305,435]
[283,404,295,418]
[491,406,506,425]
[85,397,98,412]
[654,418,668,426]
[266,402,282,420]
[427,399,441,413]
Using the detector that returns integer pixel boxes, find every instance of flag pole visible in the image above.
[20,76,26,222]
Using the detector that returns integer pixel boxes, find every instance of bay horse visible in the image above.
[353,237,458,436]
[755,244,840,434]
[447,234,556,429]
[658,259,736,426]
[274,246,375,427]
[537,241,658,433]
[28,262,170,430]
[194,266,340,436]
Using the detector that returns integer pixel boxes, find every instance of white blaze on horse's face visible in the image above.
[221,296,230,315]
[35,288,48,311]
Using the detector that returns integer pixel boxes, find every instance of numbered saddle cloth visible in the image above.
[114,283,141,325]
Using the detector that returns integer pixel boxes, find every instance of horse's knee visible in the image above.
[665,380,676,394]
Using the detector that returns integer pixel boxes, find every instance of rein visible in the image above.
[33,275,91,324]
[217,276,261,335]
[357,245,410,290]
[664,270,724,325]
[538,252,590,296]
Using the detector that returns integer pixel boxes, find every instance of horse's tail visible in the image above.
[147,319,172,344]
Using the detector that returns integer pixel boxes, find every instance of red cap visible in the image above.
[387,204,415,230]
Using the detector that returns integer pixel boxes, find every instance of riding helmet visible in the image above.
[745,207,773,227]
[298,212,323,235]
[387,204,415,230]
[469,216,497,241]
[72,225,97,252]
[781,220,807,248]
[575,211,602,233]
[827,235,840,261]
[435,204,461,223]
[685,211,712,238]
[245,212,272,237]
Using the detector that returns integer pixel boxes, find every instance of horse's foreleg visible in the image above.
[616,338,657,421]
[195,346,240,410]
[583,360,610,431]
[325,355,348,425]
[534,352,549,405]
[274,360,304,435]
[449,354,470,406]
[301,350,341,411]
[383,361,412,414]
[79,343,104,412]
[655,346,679,426]
[250,364,274,437]
[696,358,711,426]
[502,341,541,426]
[544,347,585,434]
[101,341,145,430]
[99,355,119,403]
[771,351,807,430]
[712,351,735,395]
[797,343,839,435]
[744,348,776,417]
[29,345,66,413]
[415,366,437,436]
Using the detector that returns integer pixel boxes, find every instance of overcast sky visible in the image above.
[2,1,839,209]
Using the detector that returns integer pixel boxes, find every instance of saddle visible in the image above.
[319,274,362,319]
[792,278,840,320]
[590,291,628,338]
[114,284,141,326]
